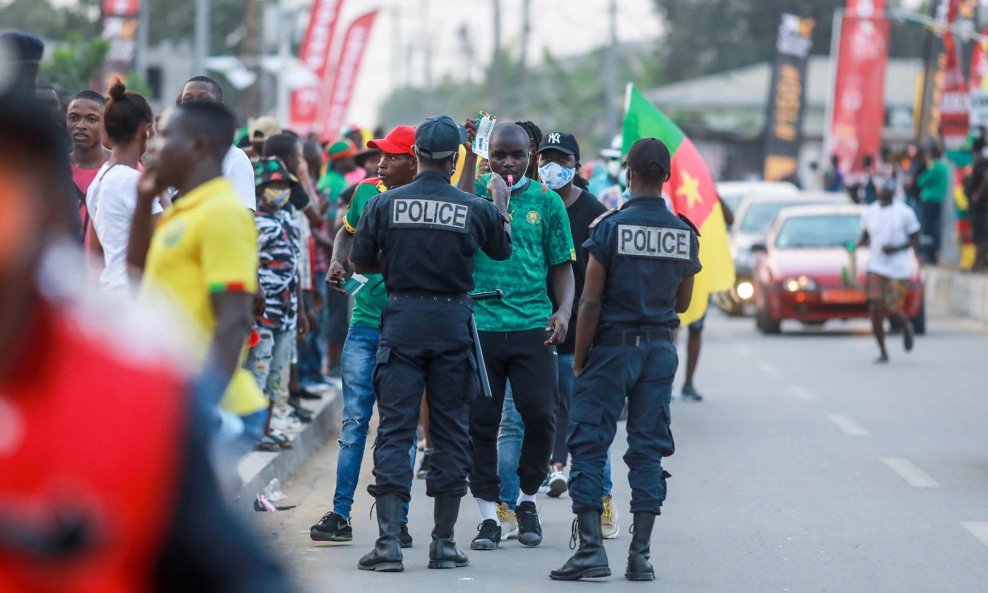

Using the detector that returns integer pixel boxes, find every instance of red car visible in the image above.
[752,204,925,334]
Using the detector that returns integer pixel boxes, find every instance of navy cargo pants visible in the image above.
[367,297,479,502]
[567,338,677,515]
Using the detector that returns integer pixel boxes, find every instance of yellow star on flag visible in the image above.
[676,171,703,208]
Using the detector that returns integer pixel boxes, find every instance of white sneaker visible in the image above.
[497,502,518,540]
[546,468,568,498]
[270,411,303,433]
[601,495,620,539]
[537,473,551,495]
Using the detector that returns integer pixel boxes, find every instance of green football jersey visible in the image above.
[472,174,575,332]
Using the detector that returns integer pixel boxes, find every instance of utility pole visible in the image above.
[492,0,503,113]
[241,0,261,117]
[424,0,434,91]
[457,23,475,83]
[604,0,620,134]
[136,0,150,81]
[392,8,403,87]
[194,0,211,74]
[275,0,291,126]
[516,0,531,108]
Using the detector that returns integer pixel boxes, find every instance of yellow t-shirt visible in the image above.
[142,177,267,416]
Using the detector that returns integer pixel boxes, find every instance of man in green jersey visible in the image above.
[309,126,419,545]
[459,122,576,550]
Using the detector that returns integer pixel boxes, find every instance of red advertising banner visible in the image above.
[290,0,345,134]
[103,0,140,17]
[828,0,890,172]
[319,10,379,143]
[940,0,979,149]
[100,0,141,89]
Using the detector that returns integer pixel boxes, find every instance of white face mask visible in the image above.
[538,162,576,190]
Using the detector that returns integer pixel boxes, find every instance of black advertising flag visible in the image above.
[763,14,815,182]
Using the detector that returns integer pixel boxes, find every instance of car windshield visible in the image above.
[739,200,809,232]
[774,214,862,249]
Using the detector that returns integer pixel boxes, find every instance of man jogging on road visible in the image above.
[857,177,920,363]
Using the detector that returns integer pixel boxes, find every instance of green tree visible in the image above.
[0,0,101,40]
[651,0,927,83]
[39,34,110,92]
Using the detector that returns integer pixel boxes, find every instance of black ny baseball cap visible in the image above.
[415,115,467,160]
[537,131,580,161]
[625,138,671,179]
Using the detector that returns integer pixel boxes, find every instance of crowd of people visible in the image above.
[2,26,704,581]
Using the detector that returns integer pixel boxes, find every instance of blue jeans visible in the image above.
[497,363,613,510]
[298,272,328,386]
[245,327,294,402]
[332,323,415,521]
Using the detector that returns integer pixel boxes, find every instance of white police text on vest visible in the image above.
[617,224,691,260]
[393,198,470,231]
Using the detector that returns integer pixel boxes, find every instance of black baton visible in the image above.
[469,290,503,398]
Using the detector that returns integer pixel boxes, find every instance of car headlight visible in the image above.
[736,281,754,300]
[782,275,818,292]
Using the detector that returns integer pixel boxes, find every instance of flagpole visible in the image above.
[822,8,843,170]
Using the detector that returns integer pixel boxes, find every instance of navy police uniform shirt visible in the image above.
[351,171,512,295]
[583,197,701,330]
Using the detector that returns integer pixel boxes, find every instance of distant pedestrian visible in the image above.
[856,177,920,363]
[916,145,948,263]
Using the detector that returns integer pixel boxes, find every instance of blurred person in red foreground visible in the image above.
[0,88,297,591]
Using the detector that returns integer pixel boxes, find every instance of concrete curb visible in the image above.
[235,387,342,509]
[925,266,988,324]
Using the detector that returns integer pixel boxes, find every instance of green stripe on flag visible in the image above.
[621,83,685,156]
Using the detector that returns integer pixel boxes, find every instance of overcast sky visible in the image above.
[320,0,664,125]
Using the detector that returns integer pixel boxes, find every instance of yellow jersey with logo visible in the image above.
[142,177,267,416]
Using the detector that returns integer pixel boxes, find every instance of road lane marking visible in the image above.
[961,522,988,548]
[789,385,818,402]
[827,414,869,436]
[880,457,940,487]
[758,362,782,377]
[734,344,753,357]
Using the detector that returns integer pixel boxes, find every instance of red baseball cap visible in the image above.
[367,125,416,156]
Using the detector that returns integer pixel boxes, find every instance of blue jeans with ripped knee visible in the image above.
[332,323,415,522]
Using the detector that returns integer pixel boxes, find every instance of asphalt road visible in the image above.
[256,311,988,593]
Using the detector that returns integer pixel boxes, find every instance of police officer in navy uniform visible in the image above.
[550,138,701,582]
[350,115,512,573]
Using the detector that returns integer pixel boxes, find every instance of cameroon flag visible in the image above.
[621,84,735,326]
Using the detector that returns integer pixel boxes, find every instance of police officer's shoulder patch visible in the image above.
[589,208,618,229]
[678,214,701,237]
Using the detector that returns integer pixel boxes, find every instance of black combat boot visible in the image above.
[428,495,469,569]
[625,512,656,581]
[358,494,404,572]
[549,511,610,581]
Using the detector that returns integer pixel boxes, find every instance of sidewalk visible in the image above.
[925,266,988,324]
[235,385,342,507]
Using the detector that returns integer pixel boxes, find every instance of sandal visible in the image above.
[268,429,294,449]
[257,435,281,452]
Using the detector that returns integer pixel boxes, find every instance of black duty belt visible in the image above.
[389,291,471,306]
[595,328,674,347]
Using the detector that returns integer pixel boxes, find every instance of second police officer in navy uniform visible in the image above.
[550,138,701,582]
[349,115,513,573]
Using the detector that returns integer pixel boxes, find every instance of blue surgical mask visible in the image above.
[261,187,292,209]
[538,162,577,190]
[511,175,528,190]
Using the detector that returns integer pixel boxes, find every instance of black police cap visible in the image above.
[626,138,671,180]
[0,30,44,64]
[415,115,467,160]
